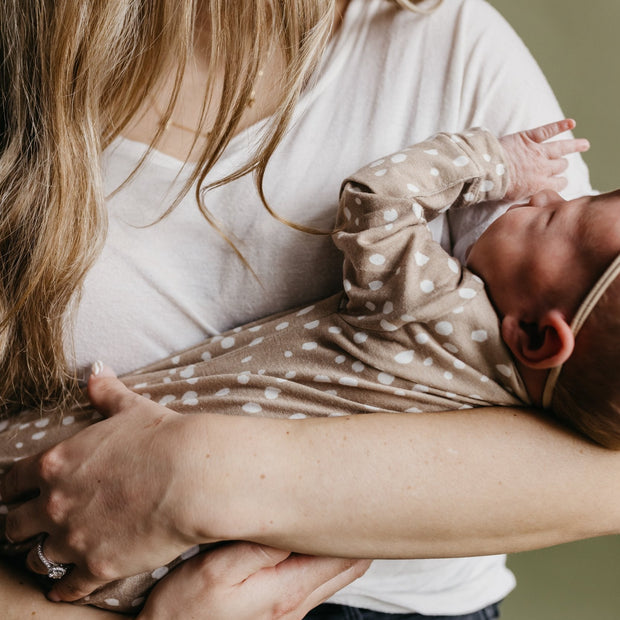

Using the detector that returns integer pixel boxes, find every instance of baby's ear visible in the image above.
[501,310,574,369]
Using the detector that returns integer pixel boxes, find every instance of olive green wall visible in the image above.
[487,4,620,618]
[489,0,620,191]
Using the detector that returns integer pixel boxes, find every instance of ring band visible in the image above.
[35,538,70,580]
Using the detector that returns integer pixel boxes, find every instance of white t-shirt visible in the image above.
[71,0,592,614]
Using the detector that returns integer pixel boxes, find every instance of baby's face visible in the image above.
[466,189,620,321]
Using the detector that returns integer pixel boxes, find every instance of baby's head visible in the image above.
[547,262,620,448]
[466,188,620,448]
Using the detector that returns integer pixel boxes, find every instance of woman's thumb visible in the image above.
[206,542,292,583]
[87,361,135,417]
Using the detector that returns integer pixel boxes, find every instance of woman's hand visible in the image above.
[138,542,370,620]
[499,119,590,202]
[0,367,209,602]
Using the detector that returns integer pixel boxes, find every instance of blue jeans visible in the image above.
[303,602,501,620]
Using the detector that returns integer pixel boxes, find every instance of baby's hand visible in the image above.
[499,119,589,202]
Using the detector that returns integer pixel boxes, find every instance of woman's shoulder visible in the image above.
[338,0,527,92]
[346,0,531,104]
[371,0,519,48]
[330,0,521,83]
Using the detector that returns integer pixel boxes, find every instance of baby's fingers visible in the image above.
[545,174,569,194]
[523,119,576,143]
[547,157,569,176]
[543,137,590,159]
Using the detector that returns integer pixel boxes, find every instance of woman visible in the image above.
[0,0,607,618]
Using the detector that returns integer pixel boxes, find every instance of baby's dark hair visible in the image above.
[551,276,620,449]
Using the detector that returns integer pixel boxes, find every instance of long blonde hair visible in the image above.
[0,0,437,414]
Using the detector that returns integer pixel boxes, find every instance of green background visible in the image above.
[487,2,620,618]
[489,0,620,192]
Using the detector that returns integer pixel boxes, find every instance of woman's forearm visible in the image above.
[193,407,620,558]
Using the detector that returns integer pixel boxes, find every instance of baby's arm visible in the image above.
[334,121,588,328]
[334,128,508,327]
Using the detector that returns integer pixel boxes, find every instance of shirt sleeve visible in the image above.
[333,128,507,331]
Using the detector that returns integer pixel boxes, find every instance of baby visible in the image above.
[3,119,617,612]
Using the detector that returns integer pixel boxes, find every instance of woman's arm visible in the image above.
[2,374,619,601]
[193,405,620,558]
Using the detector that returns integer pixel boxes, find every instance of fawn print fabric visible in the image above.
[0,128,529,612]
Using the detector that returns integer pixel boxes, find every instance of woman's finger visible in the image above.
[199,544,370,619]
[26,540,52,575]
[290,556,371,613]
[248,554,370,618]
[0,454,41,502]
[25,536,72,577]
[48,568,109,603]
[87,365,141,418]
[205,542,366,598]
[4,498,48,544]
[204,542,292,584]
[266,554,369,597]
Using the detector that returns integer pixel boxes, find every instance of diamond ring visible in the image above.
[35,538,70,580]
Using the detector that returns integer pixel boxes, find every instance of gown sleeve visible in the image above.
[333,128,508,330]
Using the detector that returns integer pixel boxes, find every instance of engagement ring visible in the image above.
[35,538,70,580]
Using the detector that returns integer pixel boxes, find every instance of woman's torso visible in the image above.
[71,0,591,613]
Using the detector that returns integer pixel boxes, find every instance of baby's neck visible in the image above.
[514,359,549,408]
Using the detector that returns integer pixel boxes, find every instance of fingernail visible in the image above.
[90,361,115,378]
[91,360,104,376]
[47,590,61,602]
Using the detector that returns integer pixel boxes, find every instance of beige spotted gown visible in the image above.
[0,128,530,612]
